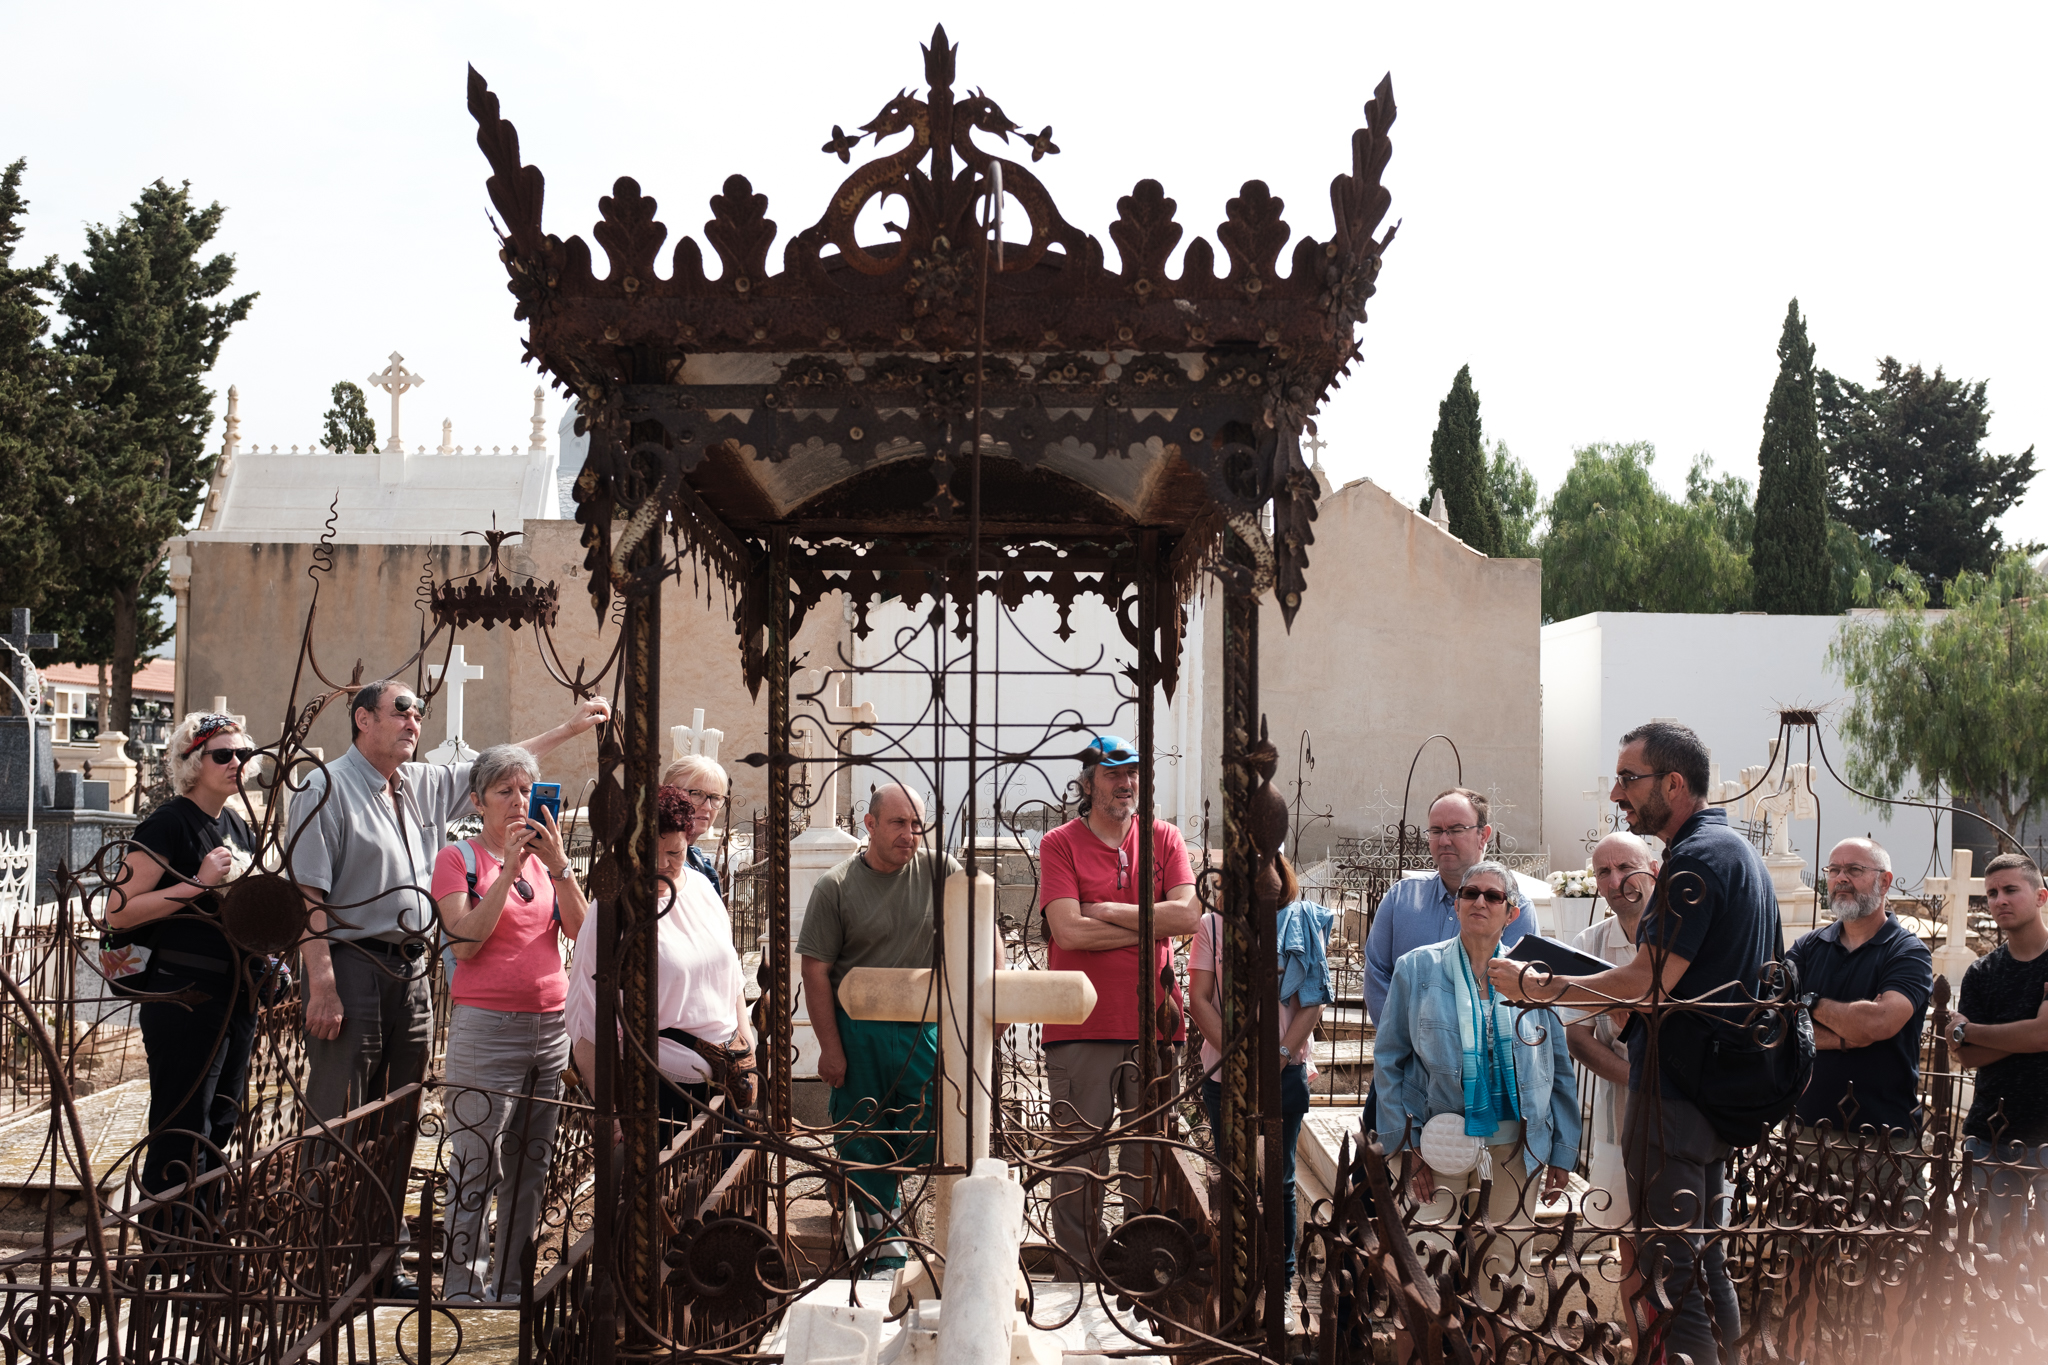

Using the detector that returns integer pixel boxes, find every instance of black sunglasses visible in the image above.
[389,696,425,716]
[512,877,535,902]
[1456,886,1508,904]
[204,748,258,767]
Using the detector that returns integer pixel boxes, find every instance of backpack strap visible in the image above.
[457,838,481,902]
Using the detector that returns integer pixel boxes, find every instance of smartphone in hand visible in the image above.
[528,782,562,828]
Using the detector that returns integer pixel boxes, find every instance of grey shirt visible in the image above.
[286,745,472,941]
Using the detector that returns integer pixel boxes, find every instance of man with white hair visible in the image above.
[660,754,730,895]
[1565,831,1658,1230]
[1784,837,1933,1144]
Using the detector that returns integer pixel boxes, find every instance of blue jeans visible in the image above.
[1203,1063,1311,1285]
[1963,1136,2048,1247]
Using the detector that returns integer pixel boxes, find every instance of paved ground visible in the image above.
[0,1078,149,1192]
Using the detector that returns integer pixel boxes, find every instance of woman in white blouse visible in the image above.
[565,785,754,1137]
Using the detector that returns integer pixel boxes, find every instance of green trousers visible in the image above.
[828,1009,938,1219]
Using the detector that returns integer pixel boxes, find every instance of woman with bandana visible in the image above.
[106,711,263,1200]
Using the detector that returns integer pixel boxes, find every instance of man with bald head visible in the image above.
[1566,831,1659,1230]
[1784,838,1933,1147]
[797,783,961,1271]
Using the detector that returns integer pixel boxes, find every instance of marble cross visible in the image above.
[670,707,724,764]
[365,351,426,455]
[425,645,485,764]
[1926,848,1987,992]
[2,609,57,711]
[838,871,1095,1253]
[1303,431,1328,469]
[790,669,875,834]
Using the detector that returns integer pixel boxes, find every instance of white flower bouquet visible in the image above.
[1547,867,1596,899]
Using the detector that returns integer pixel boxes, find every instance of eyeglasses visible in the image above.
[1457,886,1509,904]
[1823,863,1881,880]
[388,696,424,717]
[512,877,535,902]
[204,748,258,767]
[1425,823,1480,840]
[681,788,726,810]
[1613,770,1670,788]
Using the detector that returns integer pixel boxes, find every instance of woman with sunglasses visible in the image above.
[1373,860,1579,1313]
[429,743,588,1302]
[107,712,261,1203]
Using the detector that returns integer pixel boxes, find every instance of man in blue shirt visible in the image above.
[1364,787,1533,1024]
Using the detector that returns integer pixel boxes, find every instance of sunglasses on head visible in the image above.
[204,747,258,767]
[1456,886,1509,904]
[388,695,425,716]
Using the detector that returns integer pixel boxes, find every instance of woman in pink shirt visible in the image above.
[430,744,588,1303]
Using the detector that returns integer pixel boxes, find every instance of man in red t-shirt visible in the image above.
[1038,735,1198,1276]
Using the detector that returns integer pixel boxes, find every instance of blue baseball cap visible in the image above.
[1083,735,1140,768]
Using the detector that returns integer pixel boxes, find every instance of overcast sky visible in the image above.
[8,1,2043,548]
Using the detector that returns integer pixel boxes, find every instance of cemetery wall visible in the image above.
[1212,475,1546,865]
[175,521,847,823]
[1540,611,1943,914]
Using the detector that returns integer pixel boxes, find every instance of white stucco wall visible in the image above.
[1539,611,1946,919]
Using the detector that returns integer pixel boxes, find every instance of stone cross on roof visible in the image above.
[365,352,426,455]
[2,609,57,711]
[1304,431,1328,471]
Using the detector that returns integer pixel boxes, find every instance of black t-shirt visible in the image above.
[129,796,257,993]
[1628,807,1785,1097]
[1959,942,2048,1145]
[1785,913,1934,1134]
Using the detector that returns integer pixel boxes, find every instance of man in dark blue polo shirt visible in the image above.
[1494,720,1776,1365]
[1786,837,1933,1142]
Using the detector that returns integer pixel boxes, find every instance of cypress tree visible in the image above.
[322,380,377,453]
[0,160,73,631]
[1751,300,1833,613]
[48,179,254,734]
[1427,364,1502,554]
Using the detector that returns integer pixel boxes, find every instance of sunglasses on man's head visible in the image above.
[388,696,425,716]
[204,748,258,767]
[1456,886,1508,904]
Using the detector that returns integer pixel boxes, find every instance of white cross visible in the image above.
[791,669,875,834]
[424,645,485,765]
[365,351,425,455]
[1926,848,1987,991]
[838,871,1096,1254]
[1303,431,1328,470]
[670,707,724,764]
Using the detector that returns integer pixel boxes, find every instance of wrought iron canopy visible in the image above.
[467,26,1396,668]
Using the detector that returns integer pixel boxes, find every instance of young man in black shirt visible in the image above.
[1950,851,2048,1246]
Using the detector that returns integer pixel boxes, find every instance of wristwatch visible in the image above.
[1951,1019,1968,1047]
[1279,1044,1294,1066]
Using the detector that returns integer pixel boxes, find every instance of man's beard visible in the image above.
[1620,784,1668,836]
[1831,885,1885,921]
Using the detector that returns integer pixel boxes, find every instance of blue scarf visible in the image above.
[1449,938,1522,1138]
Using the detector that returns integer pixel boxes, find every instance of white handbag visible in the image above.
[1420,1112,1487,1177]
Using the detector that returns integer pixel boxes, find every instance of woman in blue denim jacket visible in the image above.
[1374,860,1580,1308]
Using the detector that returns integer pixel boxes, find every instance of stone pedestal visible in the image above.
[787,823,862,1079]
[92,732,138,812]
[1766,850,1814,948]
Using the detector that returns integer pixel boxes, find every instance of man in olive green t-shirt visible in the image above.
[796,784,960,1271]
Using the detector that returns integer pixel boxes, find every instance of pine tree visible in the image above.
[1488,440,1540,556]
[0,160,74,640]
[1427,365,1502,554]
[1822,358,2036,600]
[46,179,254,734]
[1750,300,1833,613]
[322,380,377,453]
